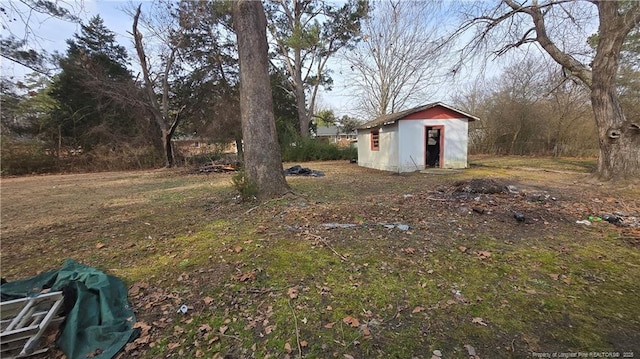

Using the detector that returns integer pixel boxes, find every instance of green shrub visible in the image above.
[0,139,58,175]
[231,171,258,201]
[281,137,357,162]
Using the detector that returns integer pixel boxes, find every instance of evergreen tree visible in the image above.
[48,16,140,152]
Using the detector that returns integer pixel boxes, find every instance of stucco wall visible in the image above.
[357,124,399,172]
[398,119,469,170]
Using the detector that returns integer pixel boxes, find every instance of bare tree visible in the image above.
[232,0,289,198]
[342,0,450,118]
[452,0,640,180]
[132,4,184,168]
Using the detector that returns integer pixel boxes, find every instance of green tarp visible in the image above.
[0,259,137,359]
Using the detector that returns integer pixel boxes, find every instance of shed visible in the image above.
[356,102,479,172]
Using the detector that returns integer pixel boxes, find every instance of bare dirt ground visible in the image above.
[1,158,639,358]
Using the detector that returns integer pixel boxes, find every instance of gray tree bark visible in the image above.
[232,0,290,198]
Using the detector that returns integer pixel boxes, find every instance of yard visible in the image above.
[1,157,639,358]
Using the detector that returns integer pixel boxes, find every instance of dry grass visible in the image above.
[1,157,638,358]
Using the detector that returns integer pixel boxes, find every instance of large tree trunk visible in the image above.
[590,2,640,180]
[232,0,290,198]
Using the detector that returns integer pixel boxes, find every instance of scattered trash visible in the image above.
[177,304,188,314]
[601,214,623,226]
[284,165,325,177]
[433,349,443,357]
[322,223,359,229]
[513,213,525,222]
[403,194,413,199]
[380,223,410,231]
[588,216,602,222]
[576,220,592,226]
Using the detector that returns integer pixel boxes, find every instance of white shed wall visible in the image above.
[357,124,400,172]
[397,119,469,171]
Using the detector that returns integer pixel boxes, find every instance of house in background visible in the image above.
[356,102,479,172]
[315,126,357,147]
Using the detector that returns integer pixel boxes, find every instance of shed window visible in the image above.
[370,130,380,150]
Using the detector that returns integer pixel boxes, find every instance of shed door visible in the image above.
[425,126,444,168]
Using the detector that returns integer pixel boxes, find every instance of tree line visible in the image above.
[1,0,639,186]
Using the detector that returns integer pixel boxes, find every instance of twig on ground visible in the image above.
[306,233,348,261]
[288,299,302,359]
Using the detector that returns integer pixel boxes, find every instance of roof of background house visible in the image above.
[357,102,479,130]
[316,126,357,136]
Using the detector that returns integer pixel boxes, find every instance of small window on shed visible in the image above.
[371,129,380,150]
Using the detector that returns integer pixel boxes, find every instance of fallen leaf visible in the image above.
[412,306,424,313]
[264,325,275,334]
[195,349,204,358]
[234,246,243,253]
[96,242,105,249]
[472,317,488,326]
[219,326,228,334]
[344,355,355,359]
[300,340,308,347]
[324,322,335,329]
[361,325,371,338]
[235,271,256,282]
[342,316,360,328]
[562,277,572,285]
[477,251,492,259]
[198,324,212,333]
[287,287,299,299]
[284,342,292,353]
[525,289,537,294]
[208,336,219,345]
[549,273,560,280]
[203,296,213,305]
[458,246,468,253]
[167,342,180,350]
[403,247,416,254]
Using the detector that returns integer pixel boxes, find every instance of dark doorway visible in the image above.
[425,127,442,168]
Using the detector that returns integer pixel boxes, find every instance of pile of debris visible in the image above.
[197,159,239,174]
[284,165,325,177]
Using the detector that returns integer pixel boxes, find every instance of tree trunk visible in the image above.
[293,56,309,137]
[590,2,640,180]
[232,0,290,198]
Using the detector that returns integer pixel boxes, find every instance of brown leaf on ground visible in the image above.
[324,322,335,329]
[219,325,228,334]
[549,273,560,280]
[403,247,416,254]
[96,242,106,249]
[234,246,243,253]
[195,349,204,358]
[300,340,308,347]
[167,342,180,350]
[234,271,256,282]
[412,306,425,313]
[203,296,213,305]
[284,342,292,353]
[476,251,492,260]
[198,324,212,333]
[361,324,371,338]
[458,246,468,253]
[287,287,299,299]
[342,316,360,328]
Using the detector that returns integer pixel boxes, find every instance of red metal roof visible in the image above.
[357,102,479,130]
